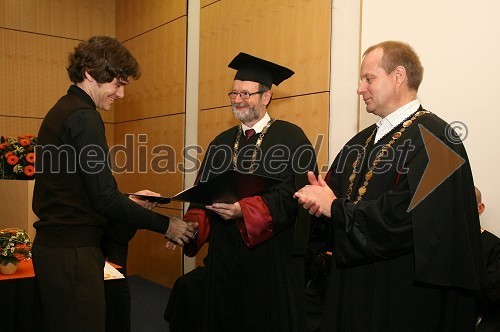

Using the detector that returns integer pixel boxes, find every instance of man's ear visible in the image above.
[262,90,272,106]
[393,66,407,87]
[84,71,93,82]
[478,202,485,215]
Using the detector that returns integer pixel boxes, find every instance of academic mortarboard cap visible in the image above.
[228,52,294,87]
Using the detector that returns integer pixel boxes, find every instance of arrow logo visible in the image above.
[408,124,465,211]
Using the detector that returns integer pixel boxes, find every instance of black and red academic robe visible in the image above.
[311,108,484,331]
[182,120,317,332]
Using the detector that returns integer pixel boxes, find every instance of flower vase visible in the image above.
[0,261,18,275]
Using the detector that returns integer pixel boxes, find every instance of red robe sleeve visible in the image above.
[183,208,211,257]
[237,196,273,248]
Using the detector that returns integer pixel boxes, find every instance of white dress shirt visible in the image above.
[374,100,421,143]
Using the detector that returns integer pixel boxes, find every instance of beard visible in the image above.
[231,102,262,123]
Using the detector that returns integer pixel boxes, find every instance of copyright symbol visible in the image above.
[445,121,468,144]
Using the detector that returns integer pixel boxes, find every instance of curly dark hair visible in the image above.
[67,36,141,84]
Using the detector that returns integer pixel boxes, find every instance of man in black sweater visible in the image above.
[32,36,197,332]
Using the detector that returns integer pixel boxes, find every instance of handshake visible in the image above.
[164,217,198,249]
[128,189,198,250]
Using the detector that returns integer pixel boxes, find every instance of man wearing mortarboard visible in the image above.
[175,53,318,331]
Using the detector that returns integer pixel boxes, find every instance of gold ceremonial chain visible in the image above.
[233,118,275,174]
[346,110,431,204]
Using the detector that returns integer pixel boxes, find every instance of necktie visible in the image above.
[245,129,256,142]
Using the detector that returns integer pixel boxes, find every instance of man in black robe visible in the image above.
[171,53,317,331]
[295,41,484,331]
[475,186,500,331]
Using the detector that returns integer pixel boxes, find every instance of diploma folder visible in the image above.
[125,193,171,204]
[172,170,283,205]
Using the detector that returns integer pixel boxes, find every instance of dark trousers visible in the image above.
[0,277,43,332]
[104,276,131,332]
[102,239,131,332]
[32,245,106,332]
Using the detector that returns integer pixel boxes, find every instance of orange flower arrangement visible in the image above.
[0,228,32,266]
[0,135,37,180]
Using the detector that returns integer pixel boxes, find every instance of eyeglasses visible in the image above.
[228,90,265,100]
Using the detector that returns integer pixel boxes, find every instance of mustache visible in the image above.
[232,102,250,108]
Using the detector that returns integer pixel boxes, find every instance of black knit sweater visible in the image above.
[33,85,168,247]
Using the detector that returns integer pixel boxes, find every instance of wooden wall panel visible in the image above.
[0,118,42,137]
[201,0,219,8]
[0,180,36,242]
[127,208,183,288]
[1,0,116,136]
[198,107,238,149]
[116,0,186,41]
[0,0,115,40]
[199,0,331,110]
[197,94,329,171]
[114,20,187,122]
[115,0,188,285]
[266,93,329,174]
[113,115,185,286]
[113,115,185,206]
[0,30,79,119]
[0,119,112,148]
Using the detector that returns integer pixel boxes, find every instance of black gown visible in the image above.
[311,108,484,331]
[477,230,500,331]
[182,120,317,332]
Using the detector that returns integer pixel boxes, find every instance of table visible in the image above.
[0,260,42,332]
[0,260,125,332]
[0,259,35,280]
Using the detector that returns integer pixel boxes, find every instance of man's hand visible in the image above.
[206,202,242,220]
[165,241,177,250]
[129,189,159,210]
[294,171,337,218]
[165,217,198,246]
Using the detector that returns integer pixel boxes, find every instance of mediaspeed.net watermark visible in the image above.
[34,120,469,203]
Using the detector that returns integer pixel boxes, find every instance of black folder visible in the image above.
[172,170,283,205]
[125,193,171,204]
